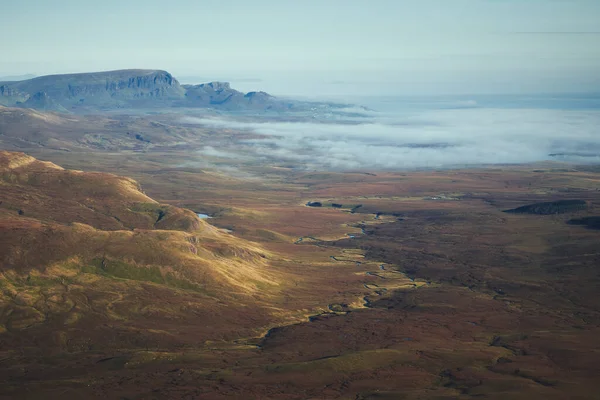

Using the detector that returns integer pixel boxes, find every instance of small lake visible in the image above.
[197,213,212,219]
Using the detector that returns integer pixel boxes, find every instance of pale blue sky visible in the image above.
[1,0,599,95]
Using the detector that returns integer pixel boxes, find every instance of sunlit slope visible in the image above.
[0,151,277,346]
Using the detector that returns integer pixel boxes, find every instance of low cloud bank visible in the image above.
[185,107,600,170]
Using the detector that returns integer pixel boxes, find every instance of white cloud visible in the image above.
[184,107,600,170]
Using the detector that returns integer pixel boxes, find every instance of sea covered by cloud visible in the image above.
[184,94,600,170]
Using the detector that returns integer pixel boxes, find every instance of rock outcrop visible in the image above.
[0,69,184,111]
[182,82,289,110]
[0,69,332,113]
[21,91,68,112]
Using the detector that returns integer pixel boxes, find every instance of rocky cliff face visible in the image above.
[0,84,30,105]
[184,81,242,106]
[0,70,185,111]
[21,91,67,112]
[183,82,291,110]
[0,69,338,113]
[68,70,181,98]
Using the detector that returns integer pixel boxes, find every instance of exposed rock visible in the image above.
[0,84,30,105]
[183,82,289,110]
[183,81,243,106]
[21,91,67,112]
[0,69,184,111]
[0,69,348,113]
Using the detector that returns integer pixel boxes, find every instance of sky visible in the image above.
[1,0,600,95]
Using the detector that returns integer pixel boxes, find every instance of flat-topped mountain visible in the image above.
[0,69,329,113]
[0,69,184,111]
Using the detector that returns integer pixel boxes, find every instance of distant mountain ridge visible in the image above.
[0,69,335,113]
[0,74,36,81]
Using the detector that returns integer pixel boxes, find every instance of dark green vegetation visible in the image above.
[568,216,600,230]
[504,199,587,215]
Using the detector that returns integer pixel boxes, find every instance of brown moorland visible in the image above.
[1,117,600,398]
[0,151,292,357]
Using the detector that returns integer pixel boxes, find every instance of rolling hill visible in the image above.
[0,151,280,354]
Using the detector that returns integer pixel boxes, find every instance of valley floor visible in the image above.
[2,148,600,399]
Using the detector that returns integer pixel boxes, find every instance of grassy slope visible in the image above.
[0,152,286,358]
[2,147,599,398]
[1,114,600,400]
